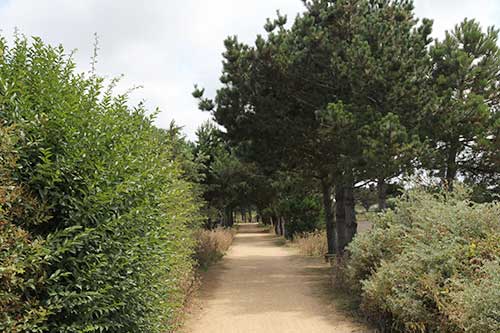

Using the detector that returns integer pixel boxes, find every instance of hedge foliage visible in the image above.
[343,189,500,332]
[0,35,202,332]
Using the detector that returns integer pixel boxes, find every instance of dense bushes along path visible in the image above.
[183,224,370,333]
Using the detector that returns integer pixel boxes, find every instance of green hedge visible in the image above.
[343,189,500,332]
[0,35,202,332]
[1,125,52,332]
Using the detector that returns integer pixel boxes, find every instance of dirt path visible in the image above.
[183,224,371,333]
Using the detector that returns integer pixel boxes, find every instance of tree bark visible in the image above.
[377,178,387,211]
[445,143,458,192]
[224,207,234,227]
[344,184,357,245]
[241,208,246,223]
[321,179,336,255]
[262,214,269,225]
[218,212,224,227]
[271,214,279,235]
[335,186,347,255]
[280,217,286,238]
[256,207,264,224]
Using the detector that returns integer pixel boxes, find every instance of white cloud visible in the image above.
[414,0,500,39]
[0,0,304,138]
[0,0,498,139]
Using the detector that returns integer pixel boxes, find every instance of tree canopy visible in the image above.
[195,0,500,254]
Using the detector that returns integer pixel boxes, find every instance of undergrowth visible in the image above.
[339,188,500,332]
[194,228,236,269]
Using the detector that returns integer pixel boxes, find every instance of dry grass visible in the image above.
[294,230,328,257]
[293,221,373,258]
[193,227,236,269]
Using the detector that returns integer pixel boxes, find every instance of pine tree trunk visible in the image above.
[344,184,357,245]
[277,217,283,236]
[224,207,233,227]
[445,143,459,192]
[280,217,286,237]
[271,214,279,235]
[377,178,387,211]
[241,208,246,223]
[321,179,336,255]
[335,186,347,255]
[257,208,263,224]
[262,214,269,225]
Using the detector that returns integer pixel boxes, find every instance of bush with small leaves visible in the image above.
[343,188,500,332]
[0,35,203,332]
[0,125,53,332]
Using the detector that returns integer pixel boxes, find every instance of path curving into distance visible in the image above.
[183,223,371,333]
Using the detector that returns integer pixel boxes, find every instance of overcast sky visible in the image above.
[1,0,499,139]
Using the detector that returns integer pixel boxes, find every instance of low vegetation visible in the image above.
[339,189,500,332]
[291,188,500,332]
[194,227,236,269]
[294,230,328,257]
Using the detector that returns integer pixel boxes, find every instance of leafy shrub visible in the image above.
[294,230,328,257]
[343,211,406,293]
[194,227,235,268]
[0,35,203,332]
[343,188,500,332]
[0,125,53,332]
[446,260,500,332]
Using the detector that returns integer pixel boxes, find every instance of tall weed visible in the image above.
[194,228,236,268]
[294,230,328,257]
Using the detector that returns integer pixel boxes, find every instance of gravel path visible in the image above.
[183,224,371,333]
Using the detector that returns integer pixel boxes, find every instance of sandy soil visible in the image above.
[182,224,373,333]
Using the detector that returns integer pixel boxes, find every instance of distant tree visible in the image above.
[194,121,262,228]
